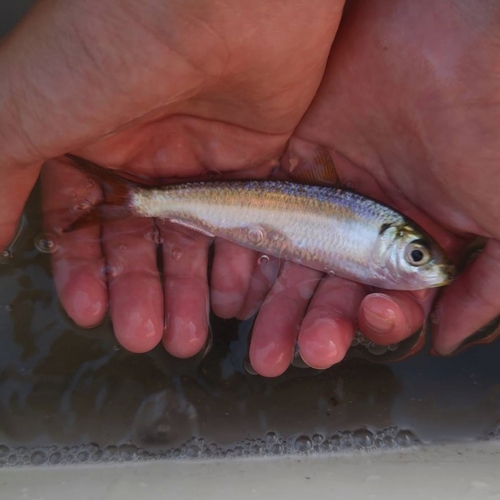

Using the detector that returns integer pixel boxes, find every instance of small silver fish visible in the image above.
[65,155,455,290]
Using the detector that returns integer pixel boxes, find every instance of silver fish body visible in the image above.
[130,180,454,290]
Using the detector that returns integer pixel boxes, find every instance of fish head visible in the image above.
[375,223,456,290]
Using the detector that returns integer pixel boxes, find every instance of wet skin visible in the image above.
[294,0,500,358]
[0,0,499,376]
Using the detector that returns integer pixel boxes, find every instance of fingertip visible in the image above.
[211,288,246,319]
[359,293,413,344]
[57,264,108,328]
[115,316,163,353]
[163,316,207,358]
[298,317,352,369]
[249,345,292,378]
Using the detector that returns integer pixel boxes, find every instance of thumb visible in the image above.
[431,238,500,355]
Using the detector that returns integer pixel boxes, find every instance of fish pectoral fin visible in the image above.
[285,147,340,187]
[168,218,214,238]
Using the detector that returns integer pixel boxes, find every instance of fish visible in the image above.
[64,154,455,291]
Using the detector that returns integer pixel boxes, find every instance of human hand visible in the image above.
[286,0,500,359]
[0,0,346,366]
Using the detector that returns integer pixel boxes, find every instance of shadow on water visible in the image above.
[0,183,500,467]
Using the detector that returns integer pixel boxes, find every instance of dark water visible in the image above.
[0,183,500,468]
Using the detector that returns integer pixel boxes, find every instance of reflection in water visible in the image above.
[0,185,500,467]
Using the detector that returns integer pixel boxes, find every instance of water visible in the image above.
[2,3,500,469]
[0,183,500,468]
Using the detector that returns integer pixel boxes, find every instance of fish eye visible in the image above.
[404,240,432,267]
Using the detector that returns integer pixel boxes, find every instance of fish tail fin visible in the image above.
[63,154,137,232]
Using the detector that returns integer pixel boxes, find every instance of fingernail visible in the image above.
[363,304,396,334]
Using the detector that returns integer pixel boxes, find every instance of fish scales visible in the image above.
[132,181,405,278]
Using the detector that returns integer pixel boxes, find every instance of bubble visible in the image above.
[330,434,341,448]
[321,441,332,452]
[92,450,103,462]
[30,450,47,466]
[265,431,279,444]
[77,451,89,462]
[367,343,389,356]
[146,228,164,245]
[294,435,312,452]
[247,226,264,245]
[430,310,440,324]
[258,255,270,265]
[396,429,417,447]
[49,452,62,465]
[383,435,395,448]
[106,264,123,279]
[119,444,138,461]
[243,358,257,375]
[5,305,12,312]
[203,445,220,459]
[353,429,374,447]
[7,455,16,465]
[270,444,283,455]
[1,249,12,261]
[34,233,58,254]
[250,444,262,455]
[74,200,92,212]
[312,434,324,444]
[0,445,9,458]
[185,445,202,458]
[327,270,335,277]
[171,248,182,260]
[103,445,118,460]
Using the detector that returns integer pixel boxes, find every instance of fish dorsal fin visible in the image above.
[286,148,340,186]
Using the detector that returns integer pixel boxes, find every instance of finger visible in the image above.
[211,239,255,319]
[103,217,164,353]
[432,238,500,355]
[41,159,107,327]
[0,158,42,251]
[159,221,211,358]
[358,291,426,346]
[237,254,280,320]
[298,276,365,369]
[249,262,322,377]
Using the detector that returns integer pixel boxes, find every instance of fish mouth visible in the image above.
[427,264,456,288]
[442,264,457,285]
